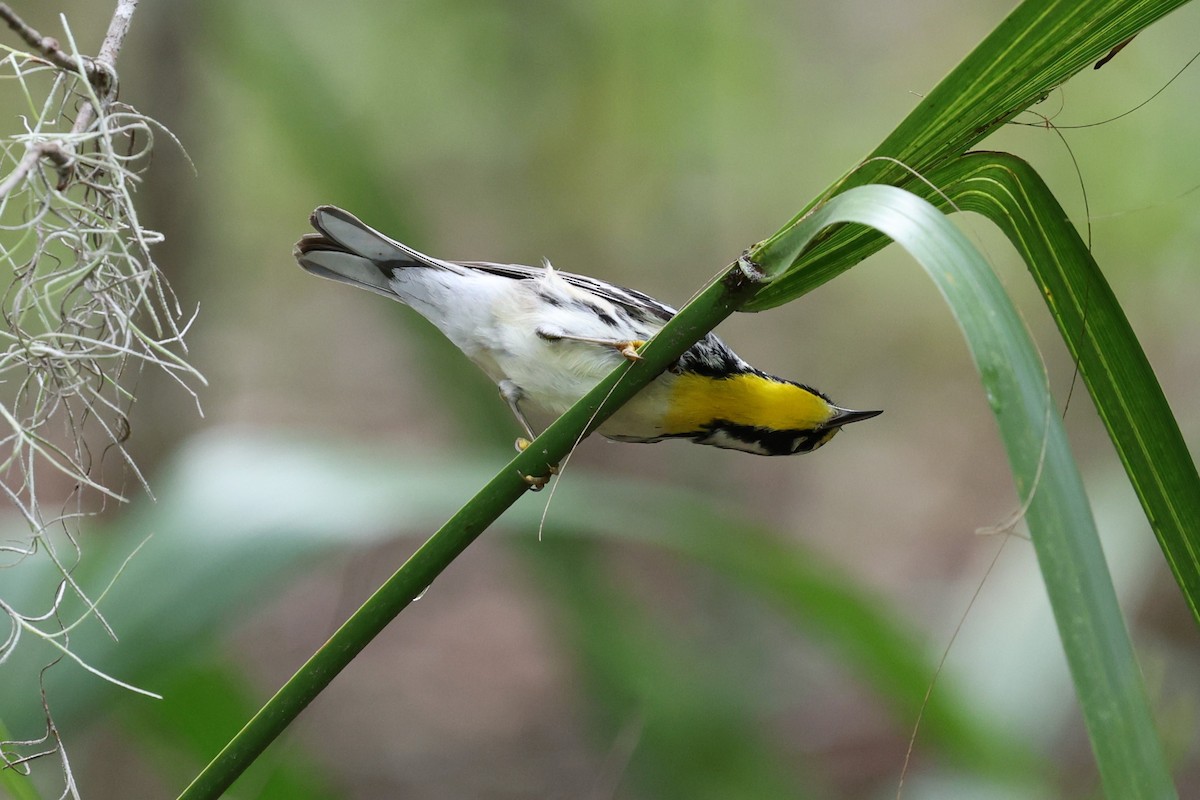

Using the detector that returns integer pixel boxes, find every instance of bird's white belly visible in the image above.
[399,264,672,440]
[488,319,673,441]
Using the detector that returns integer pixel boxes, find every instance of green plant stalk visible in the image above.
[921,151,1200,624]
[174,258,766,800]
[132,661,339,800]
[0,427,1035,787]
[752,186,1174,798]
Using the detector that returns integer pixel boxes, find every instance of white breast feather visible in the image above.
[390,260,674,439]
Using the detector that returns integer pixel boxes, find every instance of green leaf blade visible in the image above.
[911,151,1200,628]
[754,184,1176,799]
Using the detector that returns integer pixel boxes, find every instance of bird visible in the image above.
[294,205,880,473]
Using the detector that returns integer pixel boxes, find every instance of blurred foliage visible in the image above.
[1,431,1045,798]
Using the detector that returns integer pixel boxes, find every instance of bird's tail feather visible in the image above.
[293,206,448,296]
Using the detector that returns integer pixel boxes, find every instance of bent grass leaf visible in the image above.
[923,152,1200,626]
[752,148,1200,631]
[751,184,1174,798]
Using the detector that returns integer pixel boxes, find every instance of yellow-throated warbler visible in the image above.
[295,206,880,459]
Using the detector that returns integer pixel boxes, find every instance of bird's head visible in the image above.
[664,371,881,455]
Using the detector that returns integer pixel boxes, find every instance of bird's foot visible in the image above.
[515,437,558,491]
[614,340,645,361]
[522,471,551,491]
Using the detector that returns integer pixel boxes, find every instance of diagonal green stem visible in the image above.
[175,260,765,800]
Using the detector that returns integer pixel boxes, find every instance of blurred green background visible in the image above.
[4,1,1200,797]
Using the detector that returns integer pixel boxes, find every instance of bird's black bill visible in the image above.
[830,407,883,427]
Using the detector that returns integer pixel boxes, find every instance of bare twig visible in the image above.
[0,141,70,199]
[69,0,137,137]
[0,3,105,85]
[0,1,137,191]
[0,145,42,199]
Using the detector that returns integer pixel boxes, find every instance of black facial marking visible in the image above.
[699,421,815,456]
[788,429,832,453]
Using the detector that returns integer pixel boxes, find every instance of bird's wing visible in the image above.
[455,261,676,326]
[457,260,750,376]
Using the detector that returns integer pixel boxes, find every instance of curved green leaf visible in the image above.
[751,149,1200,630]
[925,151,1200,626]
[751,185,1174,798]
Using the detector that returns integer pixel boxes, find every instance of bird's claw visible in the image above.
[522,471,551,491]
[616,340,645,361]
[516,438,558,490]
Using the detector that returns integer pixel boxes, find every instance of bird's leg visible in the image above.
[499,380,536,447]
[498,380,557,490]
[535,328,646,362]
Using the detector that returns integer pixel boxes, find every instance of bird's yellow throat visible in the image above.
[662,372,834,435]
